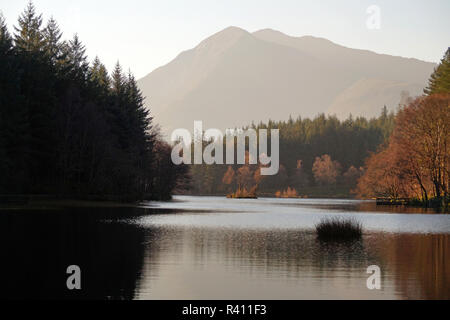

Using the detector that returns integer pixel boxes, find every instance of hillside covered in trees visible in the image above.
[0,3,187,201]
[187,109,396,198]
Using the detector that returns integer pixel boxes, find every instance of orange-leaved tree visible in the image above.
[357,94,449,200]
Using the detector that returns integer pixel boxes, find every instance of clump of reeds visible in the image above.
[315,217,363,241]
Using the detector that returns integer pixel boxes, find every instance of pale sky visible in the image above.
[1,0,449,78]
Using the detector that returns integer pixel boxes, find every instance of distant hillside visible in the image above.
[326,78,424,118]
[138,27,435,137]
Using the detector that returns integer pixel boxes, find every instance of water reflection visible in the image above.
[374,233,450,299]
[136,227,449,299]
[0,198,449,300]
[0,208,149,300]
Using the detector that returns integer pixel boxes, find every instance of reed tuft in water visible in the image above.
[315,217,363,241]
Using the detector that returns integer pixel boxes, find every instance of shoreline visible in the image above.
[0,194,147,210]
[1,194,447,212]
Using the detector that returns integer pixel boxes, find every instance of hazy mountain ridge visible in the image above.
[326,78,424,118]
[138,26,436,137]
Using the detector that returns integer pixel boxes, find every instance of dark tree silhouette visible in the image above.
[0,3,187,200]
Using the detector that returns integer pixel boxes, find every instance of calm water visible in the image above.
[0,196,449,300]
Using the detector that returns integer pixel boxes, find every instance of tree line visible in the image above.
[0,3,188,200]
[188,109,396,197]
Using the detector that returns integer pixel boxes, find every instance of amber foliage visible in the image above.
[227,185,258,199]
[357,94,449,203]
[275,187,299,198]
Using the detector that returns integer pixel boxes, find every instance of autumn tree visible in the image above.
[342,165,363,186]
[253,167,263,185]
[392,94,449,199]
[312,154,341,186]
[236,165,254,190]
[356,148,411,199]
[357,94,449,203]
[222,166,236,192]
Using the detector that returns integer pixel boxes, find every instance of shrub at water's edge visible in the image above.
[227,185,258,199]
[315,217,363,241]
[275,187,300,198]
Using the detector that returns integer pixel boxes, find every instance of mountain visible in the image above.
[325,78,424,118]
[138,27,436,137]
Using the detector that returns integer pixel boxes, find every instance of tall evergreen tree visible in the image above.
[111,61,125,95]
[13,1,44,53]
[64,34,89,83]
[12,2,60,192]
[0,13,12,53]
[89,56,111,105]
[0,14,13,190]
[424,48,450,95]
[0,12,31,193]
[110,62,127,135]
[90,57,110,89]
[43,17,63,65]
[125,72,153,136]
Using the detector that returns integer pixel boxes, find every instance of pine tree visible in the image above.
[125,72,157,194]
[110,61,128,143]
[64,34,89,83]
[125,72,153,135]
[14,1,44,53]
[90,57,110,89]
[126,72,156,162]
[12,2,59,192]
[111,61,125,95]
[43,17,63,65]
[0,14,12,191]
[0,12,32,193]
[0,13,12,53]
[424,48,450,95]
